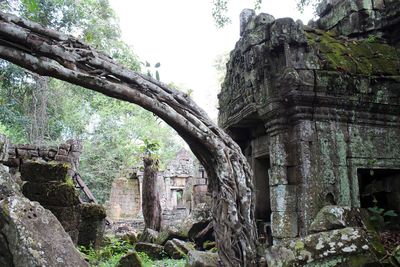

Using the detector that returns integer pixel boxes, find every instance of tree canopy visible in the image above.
[0,0,182,203]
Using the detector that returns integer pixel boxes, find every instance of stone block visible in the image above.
[0,195,88,266]
[265,227,378,267]
[46,205,81,232]
[269,135,288,167]
[270,185,297,212]
[67,139,82,152]
[80,203,107,220]
[57,148,68,156]
[164,240,186,259]
[55,155,72,163]
[271,211,298,238]
[268,166,288,185]
[187,250,218,267]
[22,181,80,207]
[78,217,106,249]
[59,143,71,151]
[309,206,364,233]
[117,251,143,267]
[16,148,28,158]
[20,160,71,183]
[48,150,56,158]
[27,149,39,157]
[135,242,164,260]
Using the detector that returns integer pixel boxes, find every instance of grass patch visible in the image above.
[79,236,187,266]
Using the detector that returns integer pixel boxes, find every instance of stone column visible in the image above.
[268,131,298,239]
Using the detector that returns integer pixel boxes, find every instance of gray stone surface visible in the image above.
[116,251,143,267]
[186,250,219,267]
[265,227,378,267]
[219,1,400,239]
[135,242,164,260]
[164,239,186,259]
[309,206,364,233]
[0,195,88,267]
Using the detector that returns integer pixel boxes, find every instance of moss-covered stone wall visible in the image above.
[218,0,400,240]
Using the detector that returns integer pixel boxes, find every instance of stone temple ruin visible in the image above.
[218,0,400,263]
[107,148,209,225]
[0,139,106,248]
[1,0,400,265]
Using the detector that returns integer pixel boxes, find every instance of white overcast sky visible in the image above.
[109,0,314,120]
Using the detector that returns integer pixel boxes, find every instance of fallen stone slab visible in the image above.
[0,195,88,267]
[135,242,164,260]
[186,250,219,267]
[116,250,143,267]
[265,227,380,267]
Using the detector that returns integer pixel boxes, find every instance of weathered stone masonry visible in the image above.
[1,139,106,247]
[219,0,400,241]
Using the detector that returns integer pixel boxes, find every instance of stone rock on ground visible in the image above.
[309,205,364,233]
[175,203,212,239]
[172,238,194,254]
[163,238,195,259]
[188,220,214,248]
[186,250,219,267]
[156,225,188,245]
[265,227,380,267]
[139,228,159,243]
[135,242,164,260]
[0,195,88,267]
[119,231,139,244]
[116,251,143,267]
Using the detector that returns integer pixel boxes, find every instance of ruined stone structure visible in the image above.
[219,0,400,244]
[0,139,106,247]
[107,148,209,225]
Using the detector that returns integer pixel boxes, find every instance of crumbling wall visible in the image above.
[106,148,210,227]
[218,0,400,240]
[0,134,89,266]
[107,176,141,220]
[0,139,106,247]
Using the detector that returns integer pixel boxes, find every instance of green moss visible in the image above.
[80,203,107,220]
[347,254,376,266]
[305,30,400,76]
[64,176,74,188]
[294,240,305,251]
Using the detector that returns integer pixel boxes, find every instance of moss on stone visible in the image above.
[305,30,400,76]
[80,203,107,220]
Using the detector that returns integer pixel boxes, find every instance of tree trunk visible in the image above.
[142,156,162,231]
[0,12,258,266]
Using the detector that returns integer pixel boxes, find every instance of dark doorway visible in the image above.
[253,155,273,245]
[358,168,400,211]
[254,156,271,221]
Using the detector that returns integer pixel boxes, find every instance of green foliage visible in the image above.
[296,0,321,13]
[366,34,379,43]
[368,197,398,230]
[142,61,161,81]
[137,252,186,267]
[140,139,161,157]
[0,0,183,204]
[79,237,134,267]
[79,237,186,267]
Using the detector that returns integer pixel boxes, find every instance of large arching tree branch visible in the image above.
[0,11,258,266]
